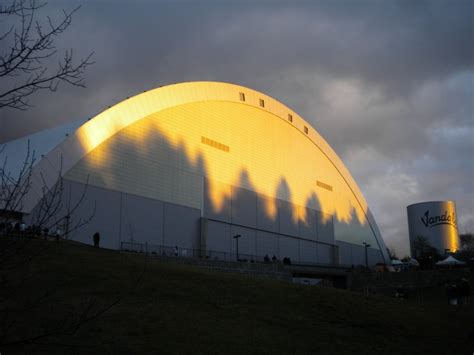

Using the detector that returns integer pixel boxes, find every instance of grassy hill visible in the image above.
[1,236,473,354]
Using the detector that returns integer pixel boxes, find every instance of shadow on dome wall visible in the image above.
[76,100,370,224]
[51,102,385,265]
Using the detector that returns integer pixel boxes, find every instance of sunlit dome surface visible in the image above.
[6,82,390,266]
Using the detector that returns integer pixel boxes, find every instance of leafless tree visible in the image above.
[0,141,131,351]
[0,141,95,236]
[29,155,96,237]
[0,140,96,291]
[0,2,125,350]
[0,140,35,220]
[0,0,94,110]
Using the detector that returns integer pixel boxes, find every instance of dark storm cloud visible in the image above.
[154,0,473,94]
[0,0,472,255]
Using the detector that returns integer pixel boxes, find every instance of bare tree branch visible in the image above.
[0,0,94,110]
[0,140,35,216]
[1,140,95,239]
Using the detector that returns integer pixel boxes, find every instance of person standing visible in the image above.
[93,232,101,247]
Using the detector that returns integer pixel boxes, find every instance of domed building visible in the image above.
[2,82,389,266]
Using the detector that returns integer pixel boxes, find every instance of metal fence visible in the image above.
[120,241,263,262]
[120,241,350,269]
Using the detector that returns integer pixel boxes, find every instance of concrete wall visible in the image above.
[203,182,335,243]
[203,220,333,265]
[120,192,164,245]
[27,177,384,266]
[66,181,121,250]
[45,179,201,250]
[231,187,257,228]
[201,181,340,264]
[256,231,280,257]
[336,241,383,266]
[51,178,386,265]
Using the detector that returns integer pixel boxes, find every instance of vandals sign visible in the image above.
[421,210,457,229]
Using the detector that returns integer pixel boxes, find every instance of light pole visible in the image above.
[363,242,371,269]
[233,234,241,262]
[64,214,70,240]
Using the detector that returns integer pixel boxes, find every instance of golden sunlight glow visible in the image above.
[70,99,366,228]
[448,227,460,252]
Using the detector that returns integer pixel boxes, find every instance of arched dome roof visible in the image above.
[19,81,389,261]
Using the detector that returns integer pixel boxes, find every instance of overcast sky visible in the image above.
[1,0,472,257]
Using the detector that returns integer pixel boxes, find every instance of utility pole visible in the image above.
[363,242,371,269]
[233,234,242,262]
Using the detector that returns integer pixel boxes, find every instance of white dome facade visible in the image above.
[8,82,389,266]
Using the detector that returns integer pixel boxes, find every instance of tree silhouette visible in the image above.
[412,235,442,269]
[412,235,430,258]
[460,233,474,251]
[0,0,93,110]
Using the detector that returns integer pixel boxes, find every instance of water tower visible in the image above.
[407,201,460,257]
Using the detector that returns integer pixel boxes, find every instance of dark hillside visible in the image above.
[1,237,472,354]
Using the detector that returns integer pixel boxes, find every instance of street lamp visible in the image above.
[233,234,242,262]
[362,242,371,269]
